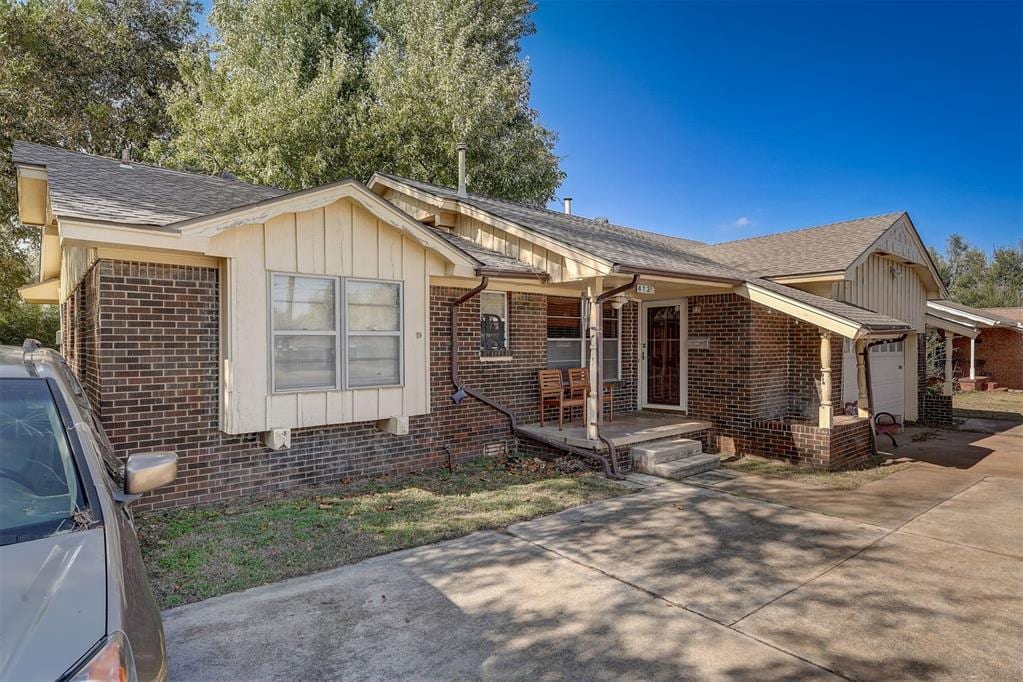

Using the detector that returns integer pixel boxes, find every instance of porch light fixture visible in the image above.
[889,265,904,279]
[610,294,628,311]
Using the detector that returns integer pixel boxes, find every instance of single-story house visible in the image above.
[926,300,1023,390]
[13,141,954,510]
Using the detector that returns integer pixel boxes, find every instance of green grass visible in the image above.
[953,390,1023,422]
[137,457,626,609]
[721,455,913,490]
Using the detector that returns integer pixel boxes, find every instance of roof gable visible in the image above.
[691,213,904,277]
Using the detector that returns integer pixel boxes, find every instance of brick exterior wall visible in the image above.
[686,293,855,466]
[61,261,874,509]
[59,261,645,511]
[954,328,1023,390]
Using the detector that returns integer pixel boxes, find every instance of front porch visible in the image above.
[519,411,713,452]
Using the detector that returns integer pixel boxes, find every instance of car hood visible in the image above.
[0,528,107,681]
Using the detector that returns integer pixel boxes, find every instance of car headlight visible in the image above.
[66,631,137,682]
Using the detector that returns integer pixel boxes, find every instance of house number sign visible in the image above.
[636,283,656,294]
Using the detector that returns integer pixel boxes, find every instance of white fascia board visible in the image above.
[58,218,212,254]
[173,179,479,276]
[926,301,1003,327]
[925,314,979,339]
[737,282,864,339]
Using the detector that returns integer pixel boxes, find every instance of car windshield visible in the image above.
[0,379,86,545]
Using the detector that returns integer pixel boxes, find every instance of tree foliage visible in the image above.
[0,0,197,345]
[929,235,1023,307]
[156,0,564,204]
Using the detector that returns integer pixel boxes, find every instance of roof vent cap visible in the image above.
[595,217,609,224]
[119,148,131,169]
[216,171,238,181]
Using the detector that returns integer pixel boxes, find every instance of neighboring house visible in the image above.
[13,141,952,510]
[926,301,1023,390]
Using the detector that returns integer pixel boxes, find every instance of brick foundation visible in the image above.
[748,417,873,470]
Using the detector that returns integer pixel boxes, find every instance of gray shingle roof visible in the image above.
[690,212,905,277]
[12,140,287,228]
[378,174,913,334]
[374,174,750,282]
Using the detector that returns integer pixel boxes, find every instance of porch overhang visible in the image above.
[18,278,59,305]
[924,313,979,339]
[736,282,912,340]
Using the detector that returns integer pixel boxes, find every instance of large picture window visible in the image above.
[345,279,403,388]
[270,275,403,392]
[480,291,509,356]
[271,274,339,391]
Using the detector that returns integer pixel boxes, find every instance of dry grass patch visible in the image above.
[953,390,1023,421]
[137,457,626,609]
[721,455,913,490]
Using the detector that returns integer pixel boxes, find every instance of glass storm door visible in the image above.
[645,305,682,406]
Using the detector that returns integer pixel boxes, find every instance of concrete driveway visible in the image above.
[165,428,1023,680]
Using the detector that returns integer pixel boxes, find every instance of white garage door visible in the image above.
[870,340,905,419]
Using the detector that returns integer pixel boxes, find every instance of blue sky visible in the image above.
[524,1,1021,254]
[194,1,1021,254]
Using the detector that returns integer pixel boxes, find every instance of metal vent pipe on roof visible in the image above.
[120,148,131,168]
[456,142,467,197]
[563,197,572,215]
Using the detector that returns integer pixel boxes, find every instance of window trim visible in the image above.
[343,277,405,390]
[545,297,623,382]
[480,290,510,357]
[269,272,342,394]
[600,302,623,383]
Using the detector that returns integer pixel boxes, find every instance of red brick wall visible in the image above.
[954,329,1023,390]
[63,261,567,511]
[686,294,845,457]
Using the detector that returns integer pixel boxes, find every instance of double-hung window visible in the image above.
[545,296,621,380]
[547,296,585,370]
[345,279,403,388]
[480,291,509,356]
[270,275,403,392]
[271,275,339,391]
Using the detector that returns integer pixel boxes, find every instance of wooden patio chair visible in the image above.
[566,367,615,423]
[538,369,582,430]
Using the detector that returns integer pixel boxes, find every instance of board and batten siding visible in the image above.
[832,253,927,332]
[210,197,447,435]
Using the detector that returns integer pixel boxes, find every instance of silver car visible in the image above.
[0,342,177,681]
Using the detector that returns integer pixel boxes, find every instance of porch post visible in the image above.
[969,337,976,380]
[943,331,955,396]
[818,332,833,428]
[855,338,870,419]
[586,277,603,441]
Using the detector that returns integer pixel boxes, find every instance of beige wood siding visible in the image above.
[211,197,444,435]
[833,253,927,332]
[380,187,602,283]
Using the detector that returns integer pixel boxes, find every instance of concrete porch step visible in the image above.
[649,453,722,480]
[631,439,703,469]
[631,438,721,480]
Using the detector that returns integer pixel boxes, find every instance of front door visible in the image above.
[642,302,686,409]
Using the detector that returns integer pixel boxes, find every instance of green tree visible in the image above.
[154,0,372,189]
[157,0,564,204]
[0,0,197,345]
[930,234,1023,308]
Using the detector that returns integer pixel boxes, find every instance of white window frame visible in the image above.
[480,290,510,357]
[546,295,586,370]
[268,272,342,394]
[545,297,623,381]
[599,302,623,383]
[343,277,405,389]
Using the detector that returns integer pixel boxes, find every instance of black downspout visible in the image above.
[860,333,908,453]
[449,277,620,478]
[594,274,641,476]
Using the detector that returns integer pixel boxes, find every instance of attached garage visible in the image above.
[841,338,906,421]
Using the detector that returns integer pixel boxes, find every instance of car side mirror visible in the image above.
[125,452,177,495]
